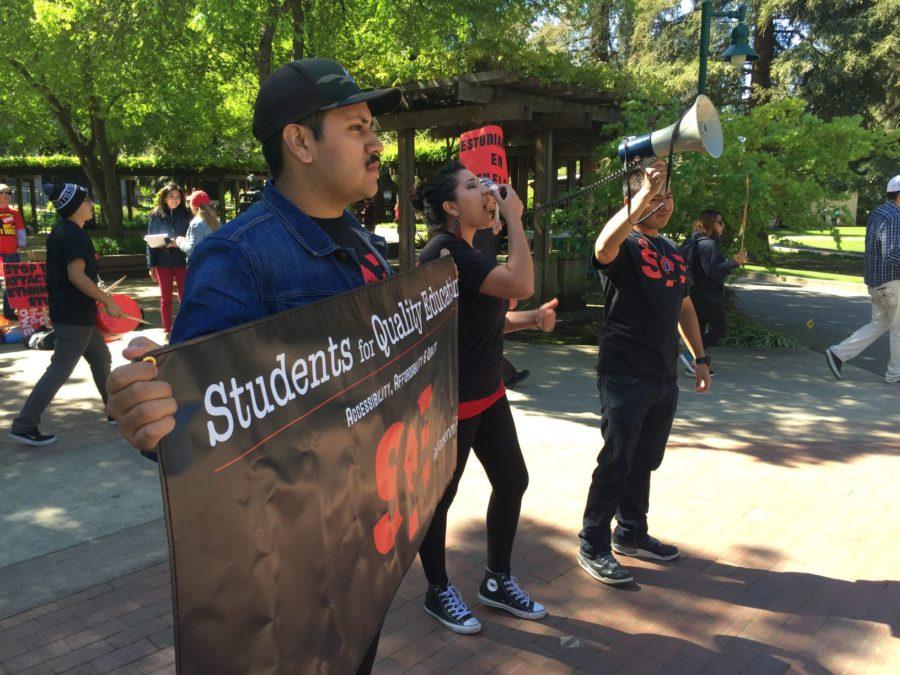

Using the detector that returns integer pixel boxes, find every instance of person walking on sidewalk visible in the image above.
[146,183,190,336]
[577,161,712,586]
[104,58,401,674]
[826,175,900,383]
[413,161,557,634]
[679,209,747,374]
[10,182,123,446]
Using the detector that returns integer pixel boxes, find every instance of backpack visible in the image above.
[679,234,700,287]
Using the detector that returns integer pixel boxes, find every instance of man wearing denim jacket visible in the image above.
[106,57,401,674]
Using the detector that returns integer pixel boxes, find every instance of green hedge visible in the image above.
[0,154,265,174]
[1,141,454,175]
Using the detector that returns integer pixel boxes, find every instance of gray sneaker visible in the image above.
[577,550,634,585]
[612,534,680,561]
[825,349,843,379]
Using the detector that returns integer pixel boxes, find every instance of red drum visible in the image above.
[96,293,141,342]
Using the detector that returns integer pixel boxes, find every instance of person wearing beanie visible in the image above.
[146,183,191,336]
[826,175,900,383]
[175,190,220,262]
[9,183,124,446]
[1,183,27,321]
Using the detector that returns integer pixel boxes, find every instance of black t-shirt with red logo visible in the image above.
[419,232,507,402]
[311,214,389,284]
[595,231,688,377]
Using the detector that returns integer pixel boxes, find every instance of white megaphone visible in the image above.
[617,94,723,163]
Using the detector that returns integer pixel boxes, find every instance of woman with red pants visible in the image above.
[146,183,190,337]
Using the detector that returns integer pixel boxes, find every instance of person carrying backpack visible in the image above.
[679,209,747,374]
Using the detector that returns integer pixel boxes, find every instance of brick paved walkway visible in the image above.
[2,345,897,673]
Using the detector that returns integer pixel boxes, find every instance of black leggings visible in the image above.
[418,395,529,586]
[693,296,728,349]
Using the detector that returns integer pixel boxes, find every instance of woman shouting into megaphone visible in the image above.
[412,161,557,635]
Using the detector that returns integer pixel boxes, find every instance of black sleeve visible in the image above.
[63,229,94,267]
[443,238,499,295]
[699,240,738,281]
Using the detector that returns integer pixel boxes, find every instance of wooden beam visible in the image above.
[216,179,226,222]
[397,128,416,271]
[125,179,134,222]
[28,177,38,226]
[14,177,24,218]
[374,102,531,132]
[533,129,553,264]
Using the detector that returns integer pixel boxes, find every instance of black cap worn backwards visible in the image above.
[252,58,402,142]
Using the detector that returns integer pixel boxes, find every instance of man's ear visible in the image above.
[282,124,316,165]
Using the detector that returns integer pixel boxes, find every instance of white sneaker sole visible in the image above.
[423,606,481,634]
[9,432,57,447]
[611,542,680,561]
[576,553,634,586]
[477,592,547,620]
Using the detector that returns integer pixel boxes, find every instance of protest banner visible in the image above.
[2,262,51,337]
[459,124,508,184]
[151,257,459,673]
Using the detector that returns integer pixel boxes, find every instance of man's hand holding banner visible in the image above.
[150,258,459,673]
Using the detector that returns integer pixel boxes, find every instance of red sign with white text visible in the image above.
[3,262,51,337]
[460,125,508,184]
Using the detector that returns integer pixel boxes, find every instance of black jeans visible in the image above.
[692,295,727,350]
[579,372,678,557]
[418,395,529,586]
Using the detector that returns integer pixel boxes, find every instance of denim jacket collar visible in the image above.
[262,180,346,258]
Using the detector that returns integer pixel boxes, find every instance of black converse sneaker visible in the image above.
[9,428,57,447]
[423,583,481,634]
[477,570,546,620]
[612,534,680,561]
[577,550,634,585]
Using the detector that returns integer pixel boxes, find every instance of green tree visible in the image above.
[0,0,196,234]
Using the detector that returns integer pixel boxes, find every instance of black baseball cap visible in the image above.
[252,58,402,142]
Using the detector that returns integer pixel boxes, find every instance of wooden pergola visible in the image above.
[375,70,620,300]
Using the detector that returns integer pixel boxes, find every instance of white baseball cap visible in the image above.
[888,175,900,192]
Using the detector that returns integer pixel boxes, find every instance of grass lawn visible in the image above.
[770,234,866,252]
[769,226,866,253]
[744,265,863,285]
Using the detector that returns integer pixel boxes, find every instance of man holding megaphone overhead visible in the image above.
[577,158,712,586]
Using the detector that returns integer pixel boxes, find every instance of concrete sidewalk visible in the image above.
[1,339,897,673]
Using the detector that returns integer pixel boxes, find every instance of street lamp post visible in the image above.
[697,1,759,96]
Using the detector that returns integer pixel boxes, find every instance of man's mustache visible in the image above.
[366,153,381,168]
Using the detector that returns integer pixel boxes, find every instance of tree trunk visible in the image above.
[90,110,123,236]
[291,0,304,60]
[257,0,282,86]
[589,1,613,62]
[750,15,775,108]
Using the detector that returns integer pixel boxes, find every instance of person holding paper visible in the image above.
[412,160,558,634]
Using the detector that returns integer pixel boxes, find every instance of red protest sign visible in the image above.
[3,262,51,337]
[460,125,508,184]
